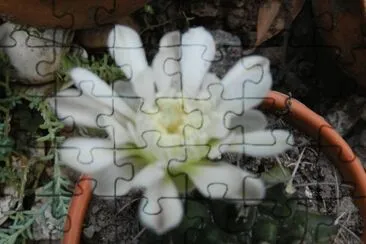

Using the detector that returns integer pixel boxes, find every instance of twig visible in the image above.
[338,224,362,243]
[334,211,347,226]
[131,227,146,242]
[288,147,306,186]
[115,197,142,216]
[275,156,288,176]
[333,165,340,213]
[334,211,361,243]
[293,182,353,189]
[140,18,173,34]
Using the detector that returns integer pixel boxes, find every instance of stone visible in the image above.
[0,22,74,84]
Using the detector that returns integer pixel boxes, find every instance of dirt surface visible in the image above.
[82,193,141,244]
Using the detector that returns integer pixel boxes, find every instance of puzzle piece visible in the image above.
[51,0,145,29]
[1,1,365,243]
[49,74,140,133]
[0,22,73,84]
[52,1,115,28]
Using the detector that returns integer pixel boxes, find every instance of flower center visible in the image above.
[156,99,185,134]
[133,94,218,168]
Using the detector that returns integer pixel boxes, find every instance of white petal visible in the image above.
[205,114,230,140]
[132,67,156,111]
[208,131,245,159]
[221,130,294,157]
[225,110,267,132]
[48,88,107,128]
[216,99,243,115]
[138,177,183,234]
[181,27,216,97]
[57,137,117,174]
[97,114,132,145]
[197,72,221,99]
[107,25,148,82]
[126,122,145,147]
[69,67,136,119]
[186,162,265,204]
[133,115,160,142]
[112,80,142,111]
[112,79,135,95]
[220,55,272,110]
[152,31,181,94]
[91,158,138,196]
[132,163,165,188]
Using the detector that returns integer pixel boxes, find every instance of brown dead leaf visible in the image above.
[0,0,149,29]
[255,0,305,47]
[256,0,282,47]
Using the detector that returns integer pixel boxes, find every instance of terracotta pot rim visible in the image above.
[0,0,149,29]
[62,90,366,243]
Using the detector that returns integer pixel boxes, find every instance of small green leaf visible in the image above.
[261,165,292,187]
[0,136,13,160]
[284,209,337,243]
[210,200,253,233]
[172,200,210,243]
[57,53,125,85]
[195,223,238,244]
[139,229,172,244]
[259,184,297,220]
[253,216,278,244]
[144,4,155,14]
[0,122,14,161]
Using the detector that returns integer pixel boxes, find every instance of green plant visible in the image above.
[0,48,70,243]
[0,46,131,243]
[0,163,71,244]
[0,205,48,243]
[0,95,71,243]
[56,52,125,86]
[138,165,338,244]
[0,123,14,162]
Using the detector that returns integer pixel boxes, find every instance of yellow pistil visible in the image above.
[157,99,185,134]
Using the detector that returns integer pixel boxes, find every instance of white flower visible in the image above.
[49,25,294,234]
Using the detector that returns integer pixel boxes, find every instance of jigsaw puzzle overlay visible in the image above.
[0,0,365,244]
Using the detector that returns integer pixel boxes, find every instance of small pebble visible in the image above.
[0,22,74,84]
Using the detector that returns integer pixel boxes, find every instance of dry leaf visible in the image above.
[255,0,305,47]
[256,0,282,47]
